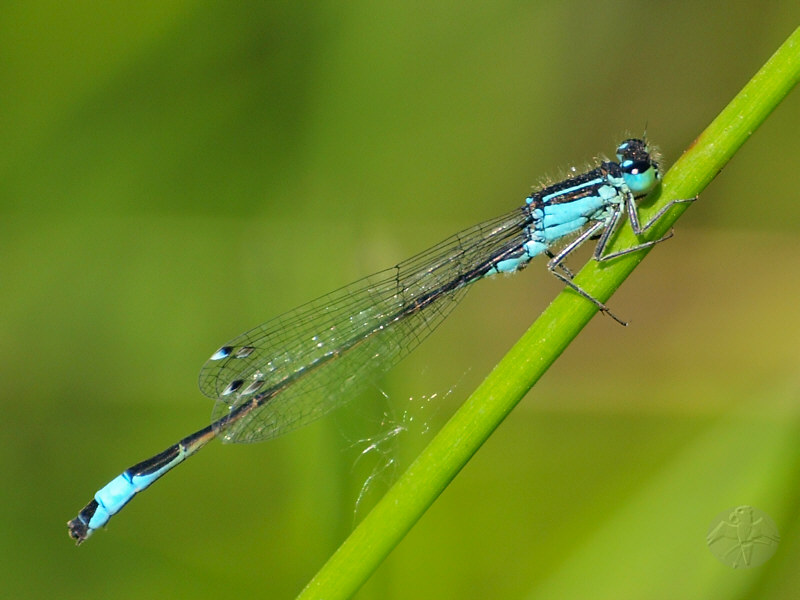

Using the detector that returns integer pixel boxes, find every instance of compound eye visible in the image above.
[622,160,659,195]
[622,160,653,175]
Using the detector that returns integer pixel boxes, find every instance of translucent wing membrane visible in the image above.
[199,207,531,443]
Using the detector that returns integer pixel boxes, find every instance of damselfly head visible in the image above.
[616,138,661,197]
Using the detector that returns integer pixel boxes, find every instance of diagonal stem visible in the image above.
[296,26,800,600]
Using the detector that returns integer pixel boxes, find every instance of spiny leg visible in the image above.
[596,195,696,262]
[545,249,574,278]
[546,218,628,326]
[546,196,696,325]
[629,196,697,235]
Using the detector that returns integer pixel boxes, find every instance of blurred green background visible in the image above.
[2,2,800,599]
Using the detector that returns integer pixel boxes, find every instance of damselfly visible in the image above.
[68,138,691,544]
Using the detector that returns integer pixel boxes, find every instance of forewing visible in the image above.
[198,207,530,443]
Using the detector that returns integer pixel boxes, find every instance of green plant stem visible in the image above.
[297,26,800,600]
